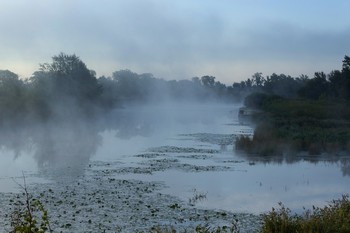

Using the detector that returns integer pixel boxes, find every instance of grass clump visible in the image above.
[261,195,350,233]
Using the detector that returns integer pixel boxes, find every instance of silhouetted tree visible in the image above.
[342,55,350,72]
[0,70,26,125]
[112,69,144,101]
[263,73,305,98]
[37,53,102,102]
[245,78,253,88]
[298,72,329,100]
[252,72,265,87]
[328,70,343,98]
[341,56,350,100]
[201,75,215,87]
[29,53,102,119]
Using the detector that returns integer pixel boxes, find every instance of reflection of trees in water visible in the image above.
[32,122,101,178]
[1,108,160,179]
[0,120,101,179]
[237,151,350,177]
[341,159,350,177]
[0,128,33,158]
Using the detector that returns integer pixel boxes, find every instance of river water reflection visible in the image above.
[0,103,350,214]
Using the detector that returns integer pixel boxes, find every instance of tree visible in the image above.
[0,70,26,125]
[341,55,350,100]
[328,70,343,98]
[298,72,329,100]
[201,75,215,87]
[263,73,304,98]
[37,53,102,102]
[112,69,143,101]
[252,72,265,87]
[342,55,350,73]
[29,53,103,120]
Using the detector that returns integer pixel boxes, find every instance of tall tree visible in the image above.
[201,75,215,87]
[0,70,26,124]
[252,72,264,87]
[37,53,102,102]
[29,53,103,119]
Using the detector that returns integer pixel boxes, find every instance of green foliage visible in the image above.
[261,195,350,233]
[10,177,52,233]
[11,198,51,233]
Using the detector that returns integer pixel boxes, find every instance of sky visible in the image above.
[1,0,350,84]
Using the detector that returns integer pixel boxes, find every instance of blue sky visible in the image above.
[0,0,349,84]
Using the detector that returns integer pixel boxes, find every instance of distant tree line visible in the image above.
[0,53,244,128]
[243,55,350,108]
[1,53,350,129]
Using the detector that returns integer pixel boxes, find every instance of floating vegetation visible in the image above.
[149,146,219,154]
[139,158,232,173]
[134,153,164,158]
[0,165,262,233]
[176,154,214,160]
[180,133,238,146]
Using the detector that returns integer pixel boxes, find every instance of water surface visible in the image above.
[1,103,349,215]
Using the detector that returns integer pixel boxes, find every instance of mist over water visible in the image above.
[0,101,235,180]
[0,101,349,215]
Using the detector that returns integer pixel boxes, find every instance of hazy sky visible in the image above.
[1,0,350,84]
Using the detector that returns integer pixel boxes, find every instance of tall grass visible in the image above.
[261,195,350,233]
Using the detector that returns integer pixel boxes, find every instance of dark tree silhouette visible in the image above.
[37,53,102,101]
[29,53,102,120]
[0,70,26,126]
[201,75,216,87]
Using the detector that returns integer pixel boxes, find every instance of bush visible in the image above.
[10,176,52,233]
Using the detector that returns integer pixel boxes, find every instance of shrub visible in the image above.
[10,176,52,233]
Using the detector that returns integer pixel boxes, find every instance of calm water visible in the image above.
[1,103,350,214]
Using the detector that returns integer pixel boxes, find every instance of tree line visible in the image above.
[1,53,350,128]
[0,53,242,127]
[243,55,350,108]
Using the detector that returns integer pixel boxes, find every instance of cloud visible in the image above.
[240,21,350,60]
[0,0,350,82]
